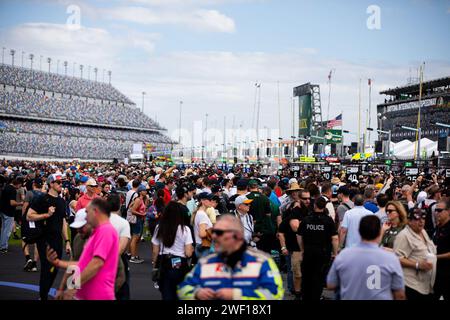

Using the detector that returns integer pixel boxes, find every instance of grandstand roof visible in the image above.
[380,76,450,96]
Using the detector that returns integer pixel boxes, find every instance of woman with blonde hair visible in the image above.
[381,201,408,249]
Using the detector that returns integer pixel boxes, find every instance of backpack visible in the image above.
[146,203,158,221]
[421,200,436,238]
[21,192,45,245]
[125,192,139,224]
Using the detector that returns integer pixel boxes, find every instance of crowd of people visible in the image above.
[0,120,172,159]
[1,131,169,159]
[0,159,449,301]
[0,64,133,105]
[0,90,162,130]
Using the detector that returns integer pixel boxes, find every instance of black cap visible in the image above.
[408,208,427,220]
[236,179,249,188]
[211,185,223,193]
[197,192,214,200]
[337,186,350,196]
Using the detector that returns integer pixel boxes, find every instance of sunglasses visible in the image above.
[211,229,235,236]
[301,197,310,200]
[53,180,62,185]
[386,209,397,214]
[435,208,446,213]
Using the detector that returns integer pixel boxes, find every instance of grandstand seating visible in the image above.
[0,63,173,160]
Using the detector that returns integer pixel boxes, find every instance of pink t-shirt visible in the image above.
[75,222,119,300]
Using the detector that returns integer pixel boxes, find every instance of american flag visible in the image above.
[327,113,342,128]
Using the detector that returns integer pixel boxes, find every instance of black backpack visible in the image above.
[421,200,437,238]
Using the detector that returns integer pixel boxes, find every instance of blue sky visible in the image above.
[0,0,449,146]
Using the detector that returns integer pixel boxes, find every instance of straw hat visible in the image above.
[286,182,302,192]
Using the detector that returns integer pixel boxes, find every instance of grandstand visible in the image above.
[377,76,450,143]
[0,63,174,160]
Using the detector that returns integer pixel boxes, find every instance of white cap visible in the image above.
[417,191,427,204]
[289,178,298,185]
[70,209,87,229]
[235,195,253,208]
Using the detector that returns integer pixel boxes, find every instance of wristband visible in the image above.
[415,261,419,271]
[281,247,287,251]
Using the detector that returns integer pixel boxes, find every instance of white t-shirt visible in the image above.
[194,210,213,245]
[109,213,131,239]
[151,225,193,258]
[125,189,138,208]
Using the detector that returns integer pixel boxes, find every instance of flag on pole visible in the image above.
[327,114,342,128]
[368,78,371,86]
[328,70,332,81]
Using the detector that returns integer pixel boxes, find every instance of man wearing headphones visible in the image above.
[177,214,284,300]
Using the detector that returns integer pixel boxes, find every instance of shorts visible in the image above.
[291,251,303,278]
[130,219,144,236]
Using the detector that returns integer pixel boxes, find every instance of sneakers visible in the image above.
[0,248,8,254]
[24,259,33,272]
[129,256,144,264]
[31,261,38,272]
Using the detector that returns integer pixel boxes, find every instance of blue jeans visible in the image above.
[0,212,14,250]
[285,253,294,293]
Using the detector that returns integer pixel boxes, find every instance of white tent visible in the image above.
[391,138,438,159]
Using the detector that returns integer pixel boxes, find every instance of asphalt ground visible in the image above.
[0,238,333,300]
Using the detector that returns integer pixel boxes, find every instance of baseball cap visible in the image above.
[197,192,214,201]
[408,208,427,220]
[80,176,89,183]
[137,185,147,193]
[248,179,259,187]
[289,178,298,185]
[235,195,253,208]
[47,174,62,184]
[211,185,223,193]
[236,179,249,188]
[70,209,87,229]
[337,186,350,195]
[86,178,98,187]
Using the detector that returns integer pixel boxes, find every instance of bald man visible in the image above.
[178,214,284,300]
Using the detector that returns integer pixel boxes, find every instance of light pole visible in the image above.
[47,57,51,73]
[88,65,91,80]
[79,64,83,78]
[21,51,24,67]
[29,54,34,70]
[64,61,68,76]
[141,92,146,113]
[1,47,5,64]
[178,101,183,145]
[10,49,15,66]
[39,55,42,71]
[108,70,112,84]
[94,67,98,81]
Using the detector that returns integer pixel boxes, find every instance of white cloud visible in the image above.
[104,6,236,32]
[0,22,160,69]
[2,21,450,145]
[108,51,450,143]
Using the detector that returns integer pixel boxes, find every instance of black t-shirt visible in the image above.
[434,220,450,277]
[0,185,17,217]
[297,212,337,256]
[30,193,66,241]
[279,205,309,252]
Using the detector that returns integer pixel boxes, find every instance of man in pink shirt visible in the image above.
[48,198,119,300]
[75,178,100,212]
